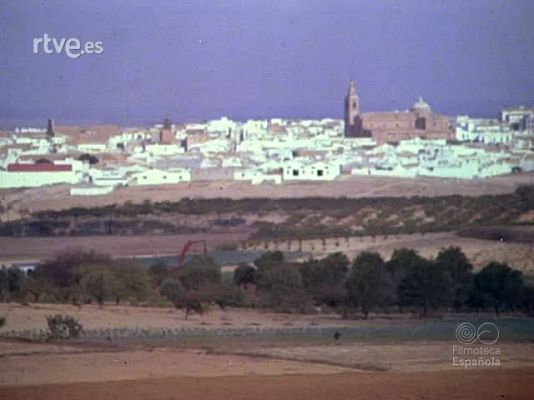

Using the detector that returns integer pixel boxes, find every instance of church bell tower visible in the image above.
[344,80,359,136]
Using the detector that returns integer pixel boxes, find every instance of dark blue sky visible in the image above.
[0,0,533,127]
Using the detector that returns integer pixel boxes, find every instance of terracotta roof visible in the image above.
[7,163,72,172]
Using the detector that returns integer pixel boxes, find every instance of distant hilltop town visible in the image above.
[0,81,533,194]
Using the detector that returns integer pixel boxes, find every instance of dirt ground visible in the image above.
[0,343,351,386]
[0,303,314,331]
[222,342,534,371]
[0,303,412,331]
[3,172,533,213]
[1,337,533,397]
[1,304,533,399]
[1,358,533,400]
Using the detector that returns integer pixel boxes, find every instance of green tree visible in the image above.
[346,252,394,318]
[160,256,224,318]
[386,248,424,285]
[386,248,427,309]
[301,252,348,289]
[149,260,171,287]
[0,267,26,302]
[37,250,110,291]
[22,277,57,303]
[233,263,256,288]
[0,268,9,302]
[79,267,116,306]
[472,262,524,316]
[160,278,186,308]
[398,259,452,316]
[256,261,310,312]
[520,286,534,316]
[179,256,221,291]
[160,278,212,319]
[436,247,474,311]
[300,253,349,308]
[213,282,245,309]
[254,251,284,270]
[112,262,152,304]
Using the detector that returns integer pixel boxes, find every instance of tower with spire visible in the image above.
[344,80,360,136]
[46,118,55,138]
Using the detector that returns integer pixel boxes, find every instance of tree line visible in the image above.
[235,248,533,318]
[1,247,533,319]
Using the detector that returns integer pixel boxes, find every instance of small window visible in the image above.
[317,170,324,177]
[292,169,299,176]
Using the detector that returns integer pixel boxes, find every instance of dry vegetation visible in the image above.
[2,186,532,241]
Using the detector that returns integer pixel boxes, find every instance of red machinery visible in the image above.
[178,240,207,268]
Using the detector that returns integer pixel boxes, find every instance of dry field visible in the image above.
[1,231,533,273]
[0,303,353,331]
[252,231,534,273]
[3,172,533,213]
[2,369,533,400]
[0,233,250,262]
[1,305,534,399]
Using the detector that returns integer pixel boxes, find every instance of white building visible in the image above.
[455,116,512,143]
[130,168,191,186]
[501,106,534,129]
[70,185,115,196]
[77,143,108,153]
[145,144,185,156]
[351,165,417,178]
[206,117,236,134]
[89,167,129,187]
[0,162,82,188]
[282,160,340,181]
[234,169,282,185]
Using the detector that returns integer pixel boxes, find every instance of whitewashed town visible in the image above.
[1,82,533,194]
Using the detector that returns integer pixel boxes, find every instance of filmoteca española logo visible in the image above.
[455,322,499,345]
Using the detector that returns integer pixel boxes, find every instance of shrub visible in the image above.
[160,278,186,307]
[46,314,83,339]
[233,263,256,287]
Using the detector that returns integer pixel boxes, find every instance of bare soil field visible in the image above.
[3,172,533,213]
[221,342,534,372]
[1,305,533,399]
[1,347,533,400]
[0,343,350,386]
[2,369,532,400]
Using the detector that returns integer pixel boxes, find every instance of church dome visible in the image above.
[411,96,431,113]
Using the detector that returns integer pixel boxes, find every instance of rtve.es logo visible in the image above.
[33,33,103,59]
